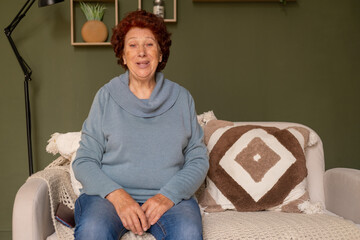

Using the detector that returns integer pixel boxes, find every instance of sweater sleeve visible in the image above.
[72,88,123,198]
[159,92,209,205]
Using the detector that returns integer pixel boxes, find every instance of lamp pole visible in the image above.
[4,0,64,176]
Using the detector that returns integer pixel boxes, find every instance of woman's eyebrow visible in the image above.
[126,36,156,41]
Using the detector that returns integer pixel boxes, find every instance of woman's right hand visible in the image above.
[105,189,149,235]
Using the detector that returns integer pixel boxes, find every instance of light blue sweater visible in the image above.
[72,72,209,205]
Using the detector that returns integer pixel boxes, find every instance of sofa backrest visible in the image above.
[231,122,326,205]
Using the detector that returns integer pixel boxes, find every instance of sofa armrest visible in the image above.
[324,168,360,224]
[13,178,55,240]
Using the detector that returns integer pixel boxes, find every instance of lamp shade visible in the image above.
[38,0,64,7]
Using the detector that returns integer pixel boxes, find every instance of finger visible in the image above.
[147,208,160,225]
[150,204,170,225]
[149,208,163,225]
[122,213,137,235]
[141,201,149,213]
[131,212,143,235]
[137,208,149,231]
[150,213,162,225]
[120,216,129,230]
[128,220,137,235]
[144,201,157,219]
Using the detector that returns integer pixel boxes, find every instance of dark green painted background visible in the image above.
[1,0,359,237]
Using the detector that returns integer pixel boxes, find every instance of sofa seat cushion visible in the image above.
[47,211,360,240]
[202,211,360,239]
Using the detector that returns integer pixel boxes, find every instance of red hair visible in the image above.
[111,10,172,72]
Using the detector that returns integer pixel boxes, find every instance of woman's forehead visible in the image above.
[125,28,156,40]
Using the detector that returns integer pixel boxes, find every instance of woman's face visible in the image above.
[123,27,162,82]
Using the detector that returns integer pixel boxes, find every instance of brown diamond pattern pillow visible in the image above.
[198,120,318,213]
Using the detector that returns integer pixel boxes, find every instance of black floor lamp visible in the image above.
[4,0,64,176]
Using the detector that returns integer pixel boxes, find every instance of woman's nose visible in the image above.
[138,45,146,57]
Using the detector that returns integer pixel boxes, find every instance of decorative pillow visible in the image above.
[198,120,319,213]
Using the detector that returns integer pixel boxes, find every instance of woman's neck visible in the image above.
[129,77,156,100]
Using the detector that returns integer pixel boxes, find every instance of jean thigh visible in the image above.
[74,194,127,240]
[148,198,203,240]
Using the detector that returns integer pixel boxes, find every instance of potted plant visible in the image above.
[80,2,107,43]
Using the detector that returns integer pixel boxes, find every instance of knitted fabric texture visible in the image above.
[30,158,360,240]
[29,157,77,240]
[202,211,360,239]
[29,157,156,240]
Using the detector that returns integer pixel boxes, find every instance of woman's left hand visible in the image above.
[141,194,174,225]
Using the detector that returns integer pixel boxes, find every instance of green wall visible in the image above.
[1,0,359,237]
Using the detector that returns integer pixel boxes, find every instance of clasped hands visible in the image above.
[106,189,174,235]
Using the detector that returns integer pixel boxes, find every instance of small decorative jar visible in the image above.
[153,0,164,18]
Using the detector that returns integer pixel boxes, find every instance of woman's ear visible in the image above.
[159,54,162,63]
[123,55,127,65]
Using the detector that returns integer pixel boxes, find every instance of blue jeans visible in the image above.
[74,194,203,240]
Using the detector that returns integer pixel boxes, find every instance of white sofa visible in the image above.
[12,122,360,240]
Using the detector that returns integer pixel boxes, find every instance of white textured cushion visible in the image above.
[203,211,360,239]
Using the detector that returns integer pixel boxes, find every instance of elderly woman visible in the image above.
[72,10,209,240]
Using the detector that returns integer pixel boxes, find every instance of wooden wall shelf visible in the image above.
[138,0,177,23]
[70,0,119,46]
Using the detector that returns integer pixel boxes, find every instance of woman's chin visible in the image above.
[130,70,156,81]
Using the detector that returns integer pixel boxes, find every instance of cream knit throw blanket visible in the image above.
[29,156,155,240]
[29,156,77,240]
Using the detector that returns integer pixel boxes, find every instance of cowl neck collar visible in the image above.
[105,71,180,118]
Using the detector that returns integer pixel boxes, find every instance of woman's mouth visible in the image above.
[137,61,150,69]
